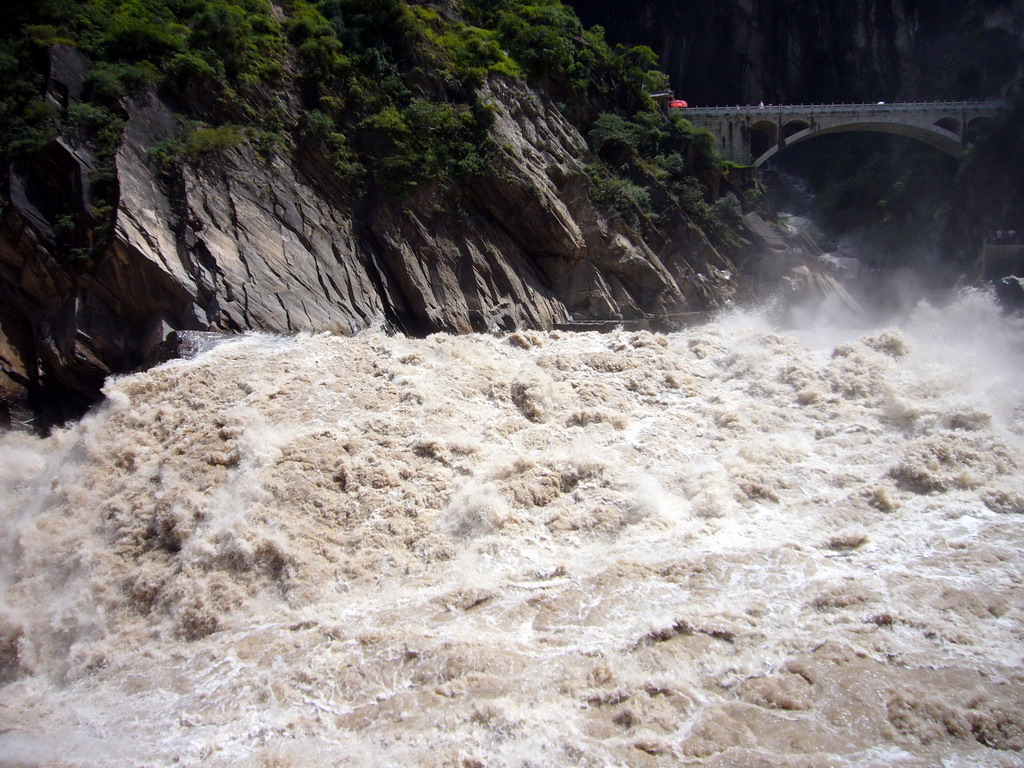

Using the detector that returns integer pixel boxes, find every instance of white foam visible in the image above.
[2,292,1023,766]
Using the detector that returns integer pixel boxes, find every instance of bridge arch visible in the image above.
[750,119,778,142]
[781,119,810,139]
[753,120,966,167]
[967,116,994,142]
[749,119,777,158]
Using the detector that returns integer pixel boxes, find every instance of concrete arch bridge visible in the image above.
[673,101,1007,167]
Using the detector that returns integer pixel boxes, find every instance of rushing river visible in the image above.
[1,290,1023,767]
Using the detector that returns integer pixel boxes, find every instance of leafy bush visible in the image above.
[319,0,414,53]
[458,0,621,94]
[611,44,669,99]
[147,121,250,172]
[672,114,720,161]
[167,50,219,80]
[4,98,59,157]
[359,98,491,192]
[304,109,363,179]
[84,61,161,104]
[186,0,285,83]
[23,25,75,48]
[583,164,651,229]
[283,0,334,42]
[103,14,188,61]
[179,123,248,157]
[590,111,708,164]
[65,102,124,158]
[497,6,577,79]
[665,177,741,244]
[423,19,522,86]
[589,113,636,156]
[298,34,350,81]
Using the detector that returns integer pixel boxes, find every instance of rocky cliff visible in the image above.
[1,8,737,428]
[569,0,1024,105]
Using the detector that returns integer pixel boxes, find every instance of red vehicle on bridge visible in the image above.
[668,99,689,108]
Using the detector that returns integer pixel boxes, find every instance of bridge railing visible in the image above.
[671,100,1007,115]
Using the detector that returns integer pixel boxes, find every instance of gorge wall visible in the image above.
[569,0,1024,105]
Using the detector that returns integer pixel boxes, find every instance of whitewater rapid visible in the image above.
[1,291,1023,767]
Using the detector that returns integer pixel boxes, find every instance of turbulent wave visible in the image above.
[2,290,1023,767]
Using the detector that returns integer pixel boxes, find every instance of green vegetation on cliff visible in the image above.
[1,0,731,270]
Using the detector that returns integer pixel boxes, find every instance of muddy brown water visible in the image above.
[1,290,1022,766]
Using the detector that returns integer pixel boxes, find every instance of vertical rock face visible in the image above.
[0,56,734,425]
[569,0,1024,105]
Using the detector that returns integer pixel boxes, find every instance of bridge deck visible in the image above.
[672,100,1006,116]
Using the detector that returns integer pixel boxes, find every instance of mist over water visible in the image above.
[2,290,1023,767]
